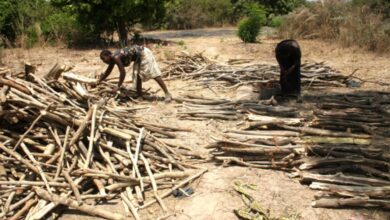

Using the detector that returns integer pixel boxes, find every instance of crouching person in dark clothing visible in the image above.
[275,39,301,97]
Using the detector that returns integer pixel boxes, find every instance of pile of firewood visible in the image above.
[0,66,206,219]
[162,53,353,89]
[204,93,390,209]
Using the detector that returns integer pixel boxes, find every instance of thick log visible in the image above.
[44,63,72,82]
[0,77,31,95]
[310,182,390,199]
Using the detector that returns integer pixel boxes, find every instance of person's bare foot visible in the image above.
[164,93,172,103]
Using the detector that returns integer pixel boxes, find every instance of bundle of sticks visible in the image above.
[176,95,298,121]
[0,68,206,219]
[162,53,353,89]
[207,92,390,209]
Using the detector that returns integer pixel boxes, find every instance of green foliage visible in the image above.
[0,0,306,48]
[352,0,390,18]
[0,0,17,42]
[51,0,167,44]
[0,0,84,47]
[231,0,305,18]
[237,5,267,43]
[269,15,284,28]
[164,0,233,29]
[256,0,306,16]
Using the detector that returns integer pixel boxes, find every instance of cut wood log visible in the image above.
[300,172,390,187]
[44,63,73,82]
[24,62,36,76]
[312,197,390,209]
[0,77,31,95]
[299,157,390,170]
[301,136,372,145]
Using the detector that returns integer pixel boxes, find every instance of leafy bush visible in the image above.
[0,0,94,48]
[237,5,267,43]
[269,15,284,27]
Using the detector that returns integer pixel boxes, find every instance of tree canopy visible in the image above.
[51,0,166,45]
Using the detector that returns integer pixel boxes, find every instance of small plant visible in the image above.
[237,5,266,43]
[269,15,285,28]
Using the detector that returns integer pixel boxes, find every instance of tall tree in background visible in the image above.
[52,0,166,45]
[257,0,305,15]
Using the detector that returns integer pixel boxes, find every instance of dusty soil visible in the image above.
[2,28,390,220]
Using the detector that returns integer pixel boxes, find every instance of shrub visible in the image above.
[279,2,390,53]
[269,15,284,27]
[237,5,267,43]
[164,0,233,29]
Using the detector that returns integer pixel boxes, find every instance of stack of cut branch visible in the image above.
[176,96,299,121]
[207,92,390,209]
[163,53,353,89]
[310,93,390,136]
[0,70,206,219]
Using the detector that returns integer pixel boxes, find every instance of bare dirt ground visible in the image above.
[2,28,390,220]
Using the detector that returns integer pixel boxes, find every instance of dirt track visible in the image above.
[2,28,390,220]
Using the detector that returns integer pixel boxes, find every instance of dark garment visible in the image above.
[114,45,144,67]
[275,39,301,95]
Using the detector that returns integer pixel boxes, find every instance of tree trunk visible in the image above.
[118,20,128,46]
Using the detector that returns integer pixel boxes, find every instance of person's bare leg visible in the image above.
[154,76,172,102]
[136,74,143,98]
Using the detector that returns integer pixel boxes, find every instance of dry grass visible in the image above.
[279,2,390,53]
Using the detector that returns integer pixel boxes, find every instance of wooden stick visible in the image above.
[0,181,68,187]
[141,169,208,209]
[13,112,45,150]
[85,104,98,168]
[20,142,53,193]
[69,107,93,152]
[120,193,141,220]
[9,198,38,220]
[312,197,390,209]
[140,153,167,212]
[9,192,35,212]
[63,171,83,205]
[0,77,31,95]
[300,136,372,145]
[55,126,70,179]
[300,172,390,187]
[34,187,126,220]
[0,143,42,179]
[126,141,144,191]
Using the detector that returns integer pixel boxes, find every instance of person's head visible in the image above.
[100,49,112,64]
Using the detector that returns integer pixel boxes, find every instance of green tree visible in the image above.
[52,0,167,45]
[0,0,17,43]
[231,0,305,18]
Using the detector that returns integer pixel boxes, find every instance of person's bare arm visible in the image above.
[113,56,127,89]
[99,63,114,83]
